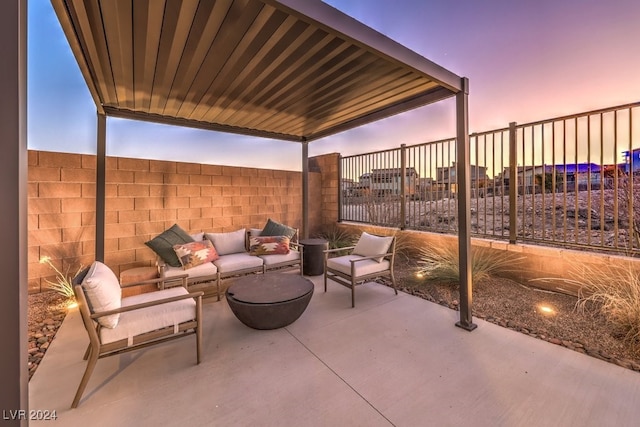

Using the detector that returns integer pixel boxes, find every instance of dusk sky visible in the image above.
[28,0,640,171]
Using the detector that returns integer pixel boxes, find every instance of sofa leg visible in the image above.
[196,296,202,364]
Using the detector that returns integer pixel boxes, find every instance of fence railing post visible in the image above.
[509,122,517,244]
[337,102,639,255]
[400,144,406,229]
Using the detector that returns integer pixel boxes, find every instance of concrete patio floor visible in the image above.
[29,274,640,426]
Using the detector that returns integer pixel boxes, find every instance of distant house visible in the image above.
[436,162,488,193]
[507,165,542,194]
[508,163,602,193]
[369,167,419,197]
[543,163,601,191]
[341,178,355,195]
[622,149,640,173]
[346,172,372,196]
[496,163,604,194]
[418,177,433,189]
[359,172,371,187]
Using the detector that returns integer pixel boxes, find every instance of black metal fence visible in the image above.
[339,101,640,255]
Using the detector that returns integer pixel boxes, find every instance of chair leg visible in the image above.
[82,343,91,361]
[391,271,398,295]
[196,297,202,364]
[324,271,327,293]
[351,279,355,308]
[71,347,99,408]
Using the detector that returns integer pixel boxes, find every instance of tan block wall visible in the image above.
[309,152,340,236]
[28,150,323,293]
[308,172,322,237]
[335,222,640,297]
[28,151,93,293]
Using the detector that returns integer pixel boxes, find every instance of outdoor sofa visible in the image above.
[147,220,302,300]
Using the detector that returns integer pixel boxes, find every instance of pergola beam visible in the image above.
[307,87,456,141]
[103,107,303,143]
[265,0,463,92]
[51,0,459,143]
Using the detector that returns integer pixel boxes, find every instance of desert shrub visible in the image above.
[416,244,522,283]
[316,225,358,252]
[535,172,563,193]
[570,262,640,351]
[616,173,640,248]
[362,192,403,227]
[39,256,82,300]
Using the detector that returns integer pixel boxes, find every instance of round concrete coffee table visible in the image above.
[226,273,314,330]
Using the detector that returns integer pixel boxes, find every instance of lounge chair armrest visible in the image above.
[119,274,188,290]
[323,245,355,254]
[349,252,393,263]
[90,291,204,319]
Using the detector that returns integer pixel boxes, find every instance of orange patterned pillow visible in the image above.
[173,240,219,270]
[249,236,290,256]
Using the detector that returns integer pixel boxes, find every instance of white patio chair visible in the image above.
[324,232,397,307]
[71,261,203,408]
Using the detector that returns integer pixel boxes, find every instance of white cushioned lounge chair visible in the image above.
[324,232,397,307]
[71,261,203,408]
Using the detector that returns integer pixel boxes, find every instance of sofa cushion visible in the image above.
[100,287,196,344]
[259,249,301,266]
[163,262,218,280]
[352,232,393,263]
[213,253,263,273]
[249,235,290,256]
[173,240,219,270]
[248,228,263,238]
[190,232,205,242]
[205,229,246,256]
[261,219,296,240]
[327,255,391,277]
[145,224,194,267]
[81,261,122,329]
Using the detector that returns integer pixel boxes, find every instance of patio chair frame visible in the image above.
[71,268,203,408]
[323,235,398,307]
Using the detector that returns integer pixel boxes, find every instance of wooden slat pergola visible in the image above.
[1,0,475,414]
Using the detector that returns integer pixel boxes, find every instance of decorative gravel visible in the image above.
[28,292,68,380]
[382,258,640,373]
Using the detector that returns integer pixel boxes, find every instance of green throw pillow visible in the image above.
[261,219,296,240]
[145,224,194,267]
